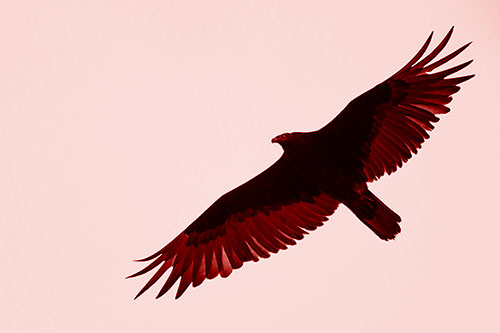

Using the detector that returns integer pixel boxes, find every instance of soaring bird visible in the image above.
[128,27,473,299]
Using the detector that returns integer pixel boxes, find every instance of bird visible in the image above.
[128,27,473,299]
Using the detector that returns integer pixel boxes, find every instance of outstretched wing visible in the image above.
[128,156,339,299]
[318,27,474,182]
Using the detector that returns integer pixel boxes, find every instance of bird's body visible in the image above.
[129,27,473,299]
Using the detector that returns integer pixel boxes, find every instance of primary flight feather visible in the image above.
[128,27,473,299]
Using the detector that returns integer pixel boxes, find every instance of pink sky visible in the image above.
[1,1,499,332]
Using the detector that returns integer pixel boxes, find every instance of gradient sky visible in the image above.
[1,1,499,332]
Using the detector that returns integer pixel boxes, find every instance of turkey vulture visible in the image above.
[128,27,473,299]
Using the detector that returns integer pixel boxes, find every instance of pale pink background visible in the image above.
[1,1,499,332]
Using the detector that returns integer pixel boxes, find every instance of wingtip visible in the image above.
[426,31,434,44]
[134,256,154,262]
[174,284,190,299]
[126,271,142,279]
[463,59,474,67]
[392,30,435,78]
[156,285,170,299]
[134,285,151,300]
[443,26,454,44]
[461,72,475,82]
[463,41,473,50]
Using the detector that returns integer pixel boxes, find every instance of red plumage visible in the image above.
[128,27,473,299]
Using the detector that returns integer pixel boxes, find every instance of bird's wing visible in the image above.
[317,27,474,182]
[128,156,339,299]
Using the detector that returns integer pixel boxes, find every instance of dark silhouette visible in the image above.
[128,27,473,299]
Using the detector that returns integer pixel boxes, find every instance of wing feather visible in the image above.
[128,157,339,299]
[130,197,340,299]
[318,27,473,181]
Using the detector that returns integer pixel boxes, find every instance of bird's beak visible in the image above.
[271,137,278,143]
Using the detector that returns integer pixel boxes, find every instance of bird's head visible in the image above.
[271,132,294,150]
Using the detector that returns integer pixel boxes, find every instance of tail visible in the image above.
[345,189,401,241]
